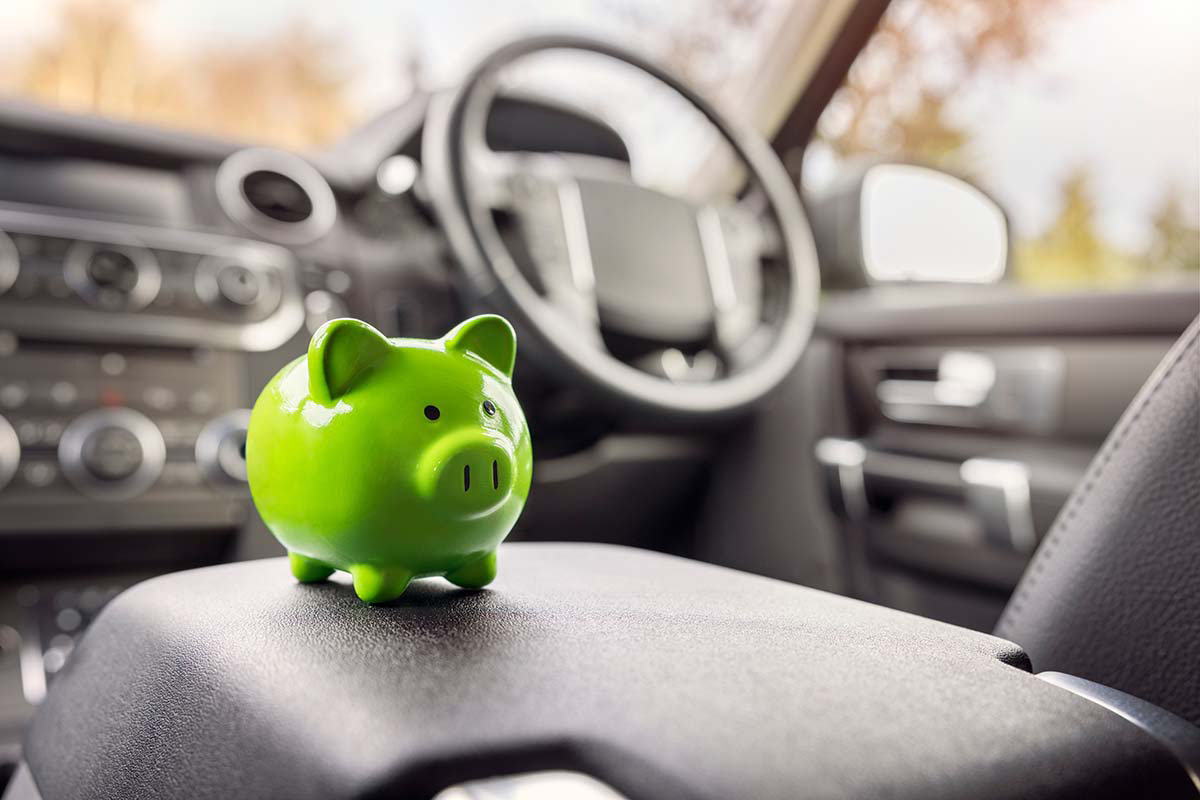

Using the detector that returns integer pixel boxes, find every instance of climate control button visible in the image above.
[80,425,143,482]
[85,249,139,294]
[58,408,165,499]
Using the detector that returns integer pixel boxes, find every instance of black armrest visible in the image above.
[22,544,1193,800]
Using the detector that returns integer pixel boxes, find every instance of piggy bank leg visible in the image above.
[350,565,413,604]
[289,553,334,583]
[445,550,497,589]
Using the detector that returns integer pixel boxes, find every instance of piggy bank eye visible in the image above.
[482,400,497,417]
[423,405,440,421]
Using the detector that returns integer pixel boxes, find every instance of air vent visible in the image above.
[216,148,336,244]
[242,170,313,223]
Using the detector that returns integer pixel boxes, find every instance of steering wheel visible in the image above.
[423,36,819,420]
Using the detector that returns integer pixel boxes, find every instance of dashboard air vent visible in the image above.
[241,170,314,223]
[216,148,336,244]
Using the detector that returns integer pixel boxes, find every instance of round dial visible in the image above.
[195,251,282,315]
[79,425,144,482]
[214,263,263,307]
[64,242,161,311]
[59,408,165,499]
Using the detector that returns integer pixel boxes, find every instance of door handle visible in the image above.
[876,351,995,410]
[815,439,1038,554]
[960,458,1037,554]
[872,347,1063,432]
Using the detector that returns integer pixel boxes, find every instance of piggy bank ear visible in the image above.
[443,315,517,378]
[307,318,393,403]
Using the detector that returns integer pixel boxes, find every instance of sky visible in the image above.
[1,0,1197,253]
[956,0,1200,249]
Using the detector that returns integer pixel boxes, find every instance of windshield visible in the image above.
[0,0,825,152]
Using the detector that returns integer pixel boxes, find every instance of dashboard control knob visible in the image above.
[80,425,143,482]
[64,242,161,311]
[86,249,139,295]
[196,251,281,314]
[196,410,250,485]
[0,414,19,492]
[213,263,262,307]
[58,408,165,499]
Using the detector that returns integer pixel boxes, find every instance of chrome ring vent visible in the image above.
[215,148,336,244]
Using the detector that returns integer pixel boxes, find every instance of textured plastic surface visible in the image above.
[246,315,533,603]
[25,545,1194,800]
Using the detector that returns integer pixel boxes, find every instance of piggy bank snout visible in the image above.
[417,430,517,517]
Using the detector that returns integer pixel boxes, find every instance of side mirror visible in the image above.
[808,163,1010,288]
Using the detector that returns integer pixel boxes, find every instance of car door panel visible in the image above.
[810,287,1197,630]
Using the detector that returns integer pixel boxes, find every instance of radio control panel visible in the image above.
[0,206,304,351]
[0,205,344,541]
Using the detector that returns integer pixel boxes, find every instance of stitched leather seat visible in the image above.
[996,317,1200,725]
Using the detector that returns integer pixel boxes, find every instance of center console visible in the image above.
[9,544,1199,800]
[0,208,305,538]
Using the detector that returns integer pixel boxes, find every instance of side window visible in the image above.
[803,0,1199,290]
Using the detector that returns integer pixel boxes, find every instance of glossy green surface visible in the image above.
[246,315,532,604]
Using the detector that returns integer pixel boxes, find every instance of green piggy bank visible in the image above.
[246,315,533,604]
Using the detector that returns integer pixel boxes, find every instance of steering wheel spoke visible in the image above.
[473,152,606,346]
[697,202,768,358]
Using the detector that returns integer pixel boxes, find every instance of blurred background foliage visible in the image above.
[0,0,357,149]
[1,0,1196,290]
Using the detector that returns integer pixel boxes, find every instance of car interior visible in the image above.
[0,1,1198,798]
